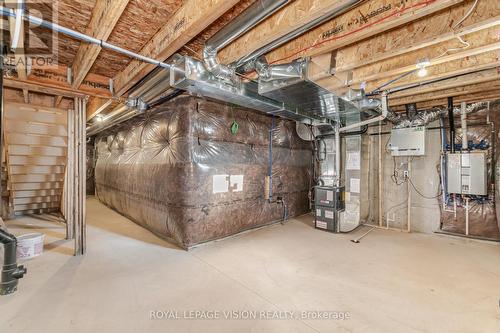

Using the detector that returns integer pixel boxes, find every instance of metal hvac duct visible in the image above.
[233,0,365,73]
[387,102,488,129]
[203,0,290,82]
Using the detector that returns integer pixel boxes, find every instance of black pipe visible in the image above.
[0,229,27,295]
[0,48,4,218]
[448,97,455,153]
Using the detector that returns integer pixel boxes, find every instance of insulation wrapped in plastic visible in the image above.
[388,102,487,129]
[86,140,95,195]
[440,101,500,240]
[95,96,312,249]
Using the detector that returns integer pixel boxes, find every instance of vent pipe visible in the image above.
[448,97,455,153]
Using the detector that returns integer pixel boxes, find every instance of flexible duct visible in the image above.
[388,102,487,129]
[203,0,290,82]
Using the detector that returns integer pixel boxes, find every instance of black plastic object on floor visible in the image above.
[0,229,27,295]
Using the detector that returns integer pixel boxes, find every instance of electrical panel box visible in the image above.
[389,126,426,156]
[447,152,487,195]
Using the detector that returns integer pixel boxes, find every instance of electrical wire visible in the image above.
[408,177,441,199]
[453,0,480,29]
[368,0,480,95]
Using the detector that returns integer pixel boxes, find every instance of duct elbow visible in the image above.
[0,229,16,245]
[203,47,237,83]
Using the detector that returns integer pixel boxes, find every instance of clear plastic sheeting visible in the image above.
[95,96,312,249]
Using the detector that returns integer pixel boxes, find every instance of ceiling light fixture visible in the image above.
[416,58,430,77]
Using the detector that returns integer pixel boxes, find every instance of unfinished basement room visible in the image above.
[0,0,499,332]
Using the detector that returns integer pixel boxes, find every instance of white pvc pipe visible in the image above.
[335,122,341,187]
[10,1,23,51]
[378,122,383,228]
[465,198,469,236]
[407,157,411,233]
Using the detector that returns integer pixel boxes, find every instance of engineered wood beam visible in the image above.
[218,0,465,65]
[26,62,113,98]
[86,97,112,121]
[389,81,500,106]
[113,0,241,96]
[329,1,500,74]
[389,68,500,100]
[391,89,500,111]
[4,77,108,99]
[322,38,500,92]
[320,53,500,94]
[71,0,130,89]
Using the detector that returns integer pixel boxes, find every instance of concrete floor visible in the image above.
[1,197,499,333]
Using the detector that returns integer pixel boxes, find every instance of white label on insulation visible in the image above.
[230,175,244,192]
[213,175,244,193]
[213,175,229,193]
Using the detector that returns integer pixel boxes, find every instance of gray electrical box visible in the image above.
[389,126,426,156]
[447,152,487,195]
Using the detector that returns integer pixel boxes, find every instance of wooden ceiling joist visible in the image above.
[330,1,500,73]
[389,80,500,107]
[113,0,241,97]
[360,54,500,94]
[391,89,500,111]
[389,68,500,100]
[71,0,130,90]
[218,0,465,65]
[321,36,500,92]
[86,97,112,121]
[5,77,90,99]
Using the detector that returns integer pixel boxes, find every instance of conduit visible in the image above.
[10,0,23,51]
[0,6,171,69]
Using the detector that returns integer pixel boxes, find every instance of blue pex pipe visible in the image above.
[268,117,275,199]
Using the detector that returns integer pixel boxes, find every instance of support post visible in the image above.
[73,98,86,255]
[378,121,383,227]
